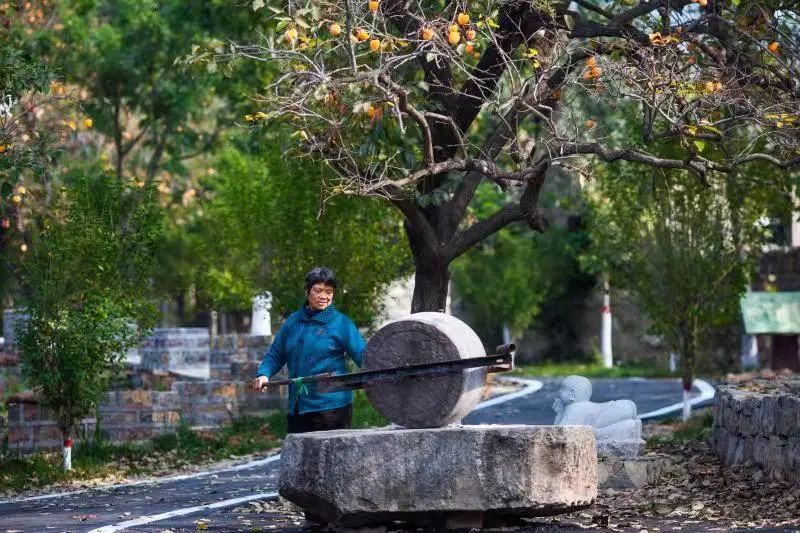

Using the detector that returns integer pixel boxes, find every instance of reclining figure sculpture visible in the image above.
[552,375,644,457]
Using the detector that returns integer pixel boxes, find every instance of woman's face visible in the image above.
[307,283,335,310]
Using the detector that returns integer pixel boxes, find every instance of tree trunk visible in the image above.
[411,258,450,313]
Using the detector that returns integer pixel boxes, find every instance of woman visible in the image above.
[253,267,366,433]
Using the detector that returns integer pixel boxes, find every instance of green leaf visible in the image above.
[693,140,706,152]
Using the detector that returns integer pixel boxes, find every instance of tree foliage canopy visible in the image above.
[193,0,800,311]
[179,133,412,325]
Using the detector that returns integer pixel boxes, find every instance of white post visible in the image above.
[251,293,273,336]
[210,310,218,338]
[63,438,72,470]
[740,334,759,369]
[669,352,678,373]
[501,324,512,346]
[601,276,613,368]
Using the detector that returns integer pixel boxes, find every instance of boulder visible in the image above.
[279,425,597,527]
[598,455,670,490]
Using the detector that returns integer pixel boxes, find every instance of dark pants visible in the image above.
[287,404,352,434]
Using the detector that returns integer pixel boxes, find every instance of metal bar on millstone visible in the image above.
[260,344,515,393]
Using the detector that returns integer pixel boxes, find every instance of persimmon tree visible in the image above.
[194,0,800,312]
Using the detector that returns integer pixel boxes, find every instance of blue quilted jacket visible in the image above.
[256,303,366,415]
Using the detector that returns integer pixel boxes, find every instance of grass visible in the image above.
[351,389,388,429]
[646,410,714,447]
[0,390,386,493]
[0,413,282,492]
[511,358,676,379]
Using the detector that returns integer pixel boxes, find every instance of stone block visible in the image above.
[151,410,181,425]
[777,395,800,437]
[725,432,745,465]
[139,328,210,379]
[22,403,41,422]
[741,436,755,466]
[753,436,769,466]
[279,425,597,528]
[597,440,643,458]
[209,367,233,380]
[212,383,238,400]
[231,361,260,380]
[175,382,210,398]
[154,392,180,408]
[742,396,761,436]
[722,392,739,431]
[6,426,32,448]
[598,456,669,490]
[6,403,22,423]
[119,390,154,408]
[102,411,139,426]
[759,395,778,436]
[32,424,62,442]
[123,426,159,441]
[786,437,800,475]
[766,435,787,476]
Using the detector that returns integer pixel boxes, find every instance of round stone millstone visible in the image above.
[363,312,488,428]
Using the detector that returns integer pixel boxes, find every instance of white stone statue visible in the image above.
[552,375,644,457]
[251,293,273,336]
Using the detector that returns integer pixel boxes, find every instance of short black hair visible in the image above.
[305,266,337,292]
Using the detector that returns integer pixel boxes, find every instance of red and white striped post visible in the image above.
[601,276,613,368]
[63,438,73,470]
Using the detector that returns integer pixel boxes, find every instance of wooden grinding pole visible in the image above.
[363,312,488,428]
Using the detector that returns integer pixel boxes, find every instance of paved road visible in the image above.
[464,377,710,425]
[0,377,709,533]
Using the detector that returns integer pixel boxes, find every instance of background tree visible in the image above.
[0,37,73,302]
[189,131,412,325]
[7,0,409,328]
[199,0,800,313]
[16,175,162,468]
[581,160,781,418]
[451,179,590,350]
[36,0,277,183]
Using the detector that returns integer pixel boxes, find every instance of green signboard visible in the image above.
[741,292,800,334]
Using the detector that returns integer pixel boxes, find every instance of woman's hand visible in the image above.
[252,375,269,392]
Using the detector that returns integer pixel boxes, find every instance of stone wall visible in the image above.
[4,333,285,453]
[6,389,181,452]
[711,385,800,481]
[139,328,211,379]
[209,334,270,381]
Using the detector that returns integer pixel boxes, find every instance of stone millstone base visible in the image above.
[598,456,670,490]
[278,425,597,528]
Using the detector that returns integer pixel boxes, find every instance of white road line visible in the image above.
[638,378,716,420]
[472,376,544,410]
[0,454,281,505]
[86,491,280,533]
